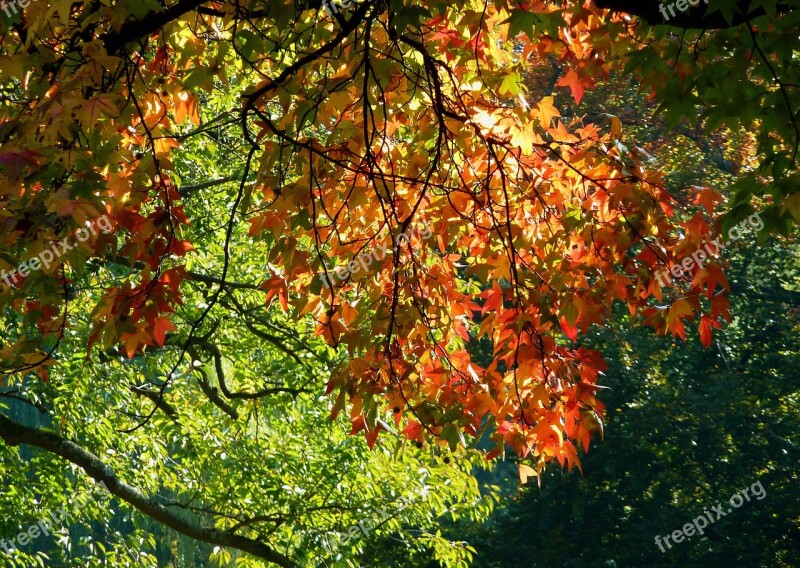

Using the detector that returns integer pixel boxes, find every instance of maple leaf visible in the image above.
[666,298,694,339]
[404,421,423,442]
[152,317,176,347]
[519,463,538,485]
[534,96,561,129]
[556,68,585,104]
[559,315,579,341]
[693,187,724,215]
[122,326,152,358]
[76,95,118,129]
[0,150,41,179]
[698,316,715,347]
[703,263,730,298]
[260,274,289,312]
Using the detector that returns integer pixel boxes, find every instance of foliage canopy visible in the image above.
[0,0,798,564]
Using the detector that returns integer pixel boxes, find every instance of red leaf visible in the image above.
[559,315,578,341]
[698,316,713,347]
[169,239,194,256]
[666,298,693,339]
[403,420,423,441]
[153,317,176,347]
[693,188,724,215]
[556,68,585,104]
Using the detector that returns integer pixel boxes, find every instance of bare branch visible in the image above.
[193,339,310,400]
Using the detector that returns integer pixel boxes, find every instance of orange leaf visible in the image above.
[556,68,585,104]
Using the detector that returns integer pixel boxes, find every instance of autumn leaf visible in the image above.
[666,298,694,339]
[556,68,585,104]
[698,316,714,347]
[153,317,176,347]
[0,150,41,179]
[519,463,538,485]
[76,95,118,129]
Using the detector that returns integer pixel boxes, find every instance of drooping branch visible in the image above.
[194,368,240,419]
[593,0,794,29]
[192,339,310,400]
[0,413,294,568]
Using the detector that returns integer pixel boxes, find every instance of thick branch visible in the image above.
[193,339,308,400]
[193,366,240,419]
[0,414,293,568]
[102,0,209,54]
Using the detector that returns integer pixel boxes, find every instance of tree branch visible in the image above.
[243,1,373,111]
[102,0,209,54]
[192,339,309,400]
[179,176,237,199]
[192,365,240,419]
[188,270,262,290]
[0,413,294,568]
[129,385,180,421]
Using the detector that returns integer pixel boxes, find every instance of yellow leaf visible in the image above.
[76,95,118,129]
[609,115,622,139]
[519,463,537,485]
[534,96,560,129]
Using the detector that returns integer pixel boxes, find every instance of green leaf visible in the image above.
[504,10,538,41]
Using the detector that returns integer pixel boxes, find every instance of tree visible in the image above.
[444,76,800,568]
[0,0,797,564]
